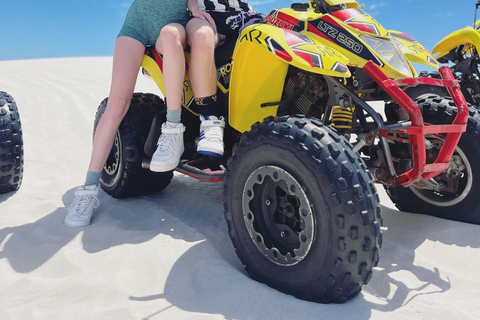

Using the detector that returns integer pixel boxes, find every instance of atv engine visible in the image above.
[282,71,328,119]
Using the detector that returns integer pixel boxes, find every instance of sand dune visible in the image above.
[0,57,479,319]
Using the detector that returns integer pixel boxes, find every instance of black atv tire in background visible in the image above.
[224,115,383,303]
[405,84,449,101]
[94,93,172,198]
[385,85,449,122]
[0,91,23,194]
[386,97,480,224]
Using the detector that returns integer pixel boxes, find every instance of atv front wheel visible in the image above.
[224,115,382,303]
[386,97,480,224]
[0,92,23,194]
[94,93,173,198]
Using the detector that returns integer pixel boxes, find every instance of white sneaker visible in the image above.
[150,121,185,172]
[64,185,100,227]
[197,115,225,157]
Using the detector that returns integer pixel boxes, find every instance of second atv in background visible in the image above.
[387,0,480,224]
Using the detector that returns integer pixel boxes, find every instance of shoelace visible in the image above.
[68,194,100,216]
[157,133,176,154]
[204,126,223,142]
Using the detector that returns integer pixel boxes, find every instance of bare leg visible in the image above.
[186,18,217,98]
[186,18,225,157]
[88,36,145,173]
[156,23,187,111]
[149,23,188,173]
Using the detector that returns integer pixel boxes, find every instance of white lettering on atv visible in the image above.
[337,33,363,54]
[317,21,338,38]
[317,20,363,54]
[265,15,295,30]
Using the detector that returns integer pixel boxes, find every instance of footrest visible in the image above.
[175,157,225,183]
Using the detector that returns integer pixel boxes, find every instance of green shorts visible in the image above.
[118,0,188,46]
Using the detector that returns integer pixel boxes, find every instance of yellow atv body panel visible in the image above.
[324,0,359,8]
[229,24,351,132]
[433,26,480,60]
[279,7,413,78]
[389,30,438,72]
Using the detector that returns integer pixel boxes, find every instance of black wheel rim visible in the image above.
[101,131,122,189]
[242,165,314,266]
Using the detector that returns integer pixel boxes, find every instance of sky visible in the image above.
[0,0,477,61]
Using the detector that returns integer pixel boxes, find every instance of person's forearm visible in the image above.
[187,0,200,14]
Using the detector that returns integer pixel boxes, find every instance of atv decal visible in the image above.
[406,43,429,55]
[331,61,348,73]
[217,62,232,93]
[309,16,383,66]
[333,8,381,36]
[264,10,305,32]
[390,32,417,43]
[283,29,323,68]
[182,79,197,113]
[150,49,164,72]
[239,28,263,44]
[265,36,293,62]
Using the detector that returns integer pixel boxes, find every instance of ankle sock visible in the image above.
[166,108,182,123]
[85,171,101,187]
[195,94,220,117]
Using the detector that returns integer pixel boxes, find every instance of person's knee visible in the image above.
[159,25,185,49]
[188,27,215,51]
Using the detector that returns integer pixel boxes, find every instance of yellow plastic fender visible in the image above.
[433,26,480,60]
[388,30,438,72]
[323,0,359,8]
[229,24,351,132]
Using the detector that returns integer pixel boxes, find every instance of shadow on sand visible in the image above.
[1,175,478,319]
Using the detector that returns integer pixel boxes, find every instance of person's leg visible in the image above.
[65,36,145,228]
[186,18,217,99]
[156,23,187,119]
[89,36,146,174]
[150,23,188,172]
[186,18,225,157]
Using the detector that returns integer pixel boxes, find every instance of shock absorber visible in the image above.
[331,95,355,130]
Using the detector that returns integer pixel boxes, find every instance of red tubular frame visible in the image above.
[363,61,469,187]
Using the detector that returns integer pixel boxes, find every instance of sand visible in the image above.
[0,57,479,319]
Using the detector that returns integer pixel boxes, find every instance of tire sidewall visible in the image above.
[228,142,333,285]
[0,91,23,194]
[225,116,382,301]
[93,93,172,198]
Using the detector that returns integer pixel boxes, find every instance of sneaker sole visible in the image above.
[149,161,179,172]
[64,218,91,228]
[197,148,223,157]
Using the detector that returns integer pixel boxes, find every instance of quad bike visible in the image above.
[388,0,480,224]
[0,91,23,194]
[93,0,471,302]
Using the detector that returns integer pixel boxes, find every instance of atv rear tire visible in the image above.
[405,84,448,101]
[0,92,23,194]
[94,93,173,198]
[224,115,382,303]
[386,97,480,224]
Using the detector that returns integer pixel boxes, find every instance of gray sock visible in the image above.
[84,171,101,186]
[166,108,182,123]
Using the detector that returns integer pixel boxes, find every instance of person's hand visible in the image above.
[191,10,217,33]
